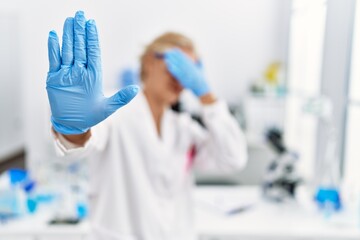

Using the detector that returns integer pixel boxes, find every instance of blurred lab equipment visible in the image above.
[48,159,89,223]
[243,95,285,146]
[0,169,36,221]
[195,186,360,240]
[0,161,89,225]
[1,185,360,240]
[262,128,302,202]
[264,61,282,86]
[46,11,138,135]
[302,96,342,214]
[245,60,287,146]
[249,61,286,97]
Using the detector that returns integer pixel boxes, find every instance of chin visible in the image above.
[166,93,181,106]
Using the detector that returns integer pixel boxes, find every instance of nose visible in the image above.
[171,76,181,86]
[169,76,183,90]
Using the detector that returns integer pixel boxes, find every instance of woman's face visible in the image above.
[142,49,196,106]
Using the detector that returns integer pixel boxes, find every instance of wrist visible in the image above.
[52,127,91,146]
[200,93,217,105]
[193,79,210,97]
[51,117,90,135]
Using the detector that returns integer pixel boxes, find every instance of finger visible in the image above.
[165,48,193,65]
[164,55,190,89]
[165,61,186,86]
[164,57,182,76]
[86,19,101,70]
[105,85,139,117]
[61,17,74,66]
[74,11,87,65]
[164,51,184,68]
[48,31,61,72]
[165,61,179,75]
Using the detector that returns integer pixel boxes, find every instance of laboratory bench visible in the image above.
[195,186,360,240]
[0,186,359,240]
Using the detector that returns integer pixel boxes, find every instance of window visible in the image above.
[344,106,360,186]
[349,0,360,102]
[287,0,327,95]
[344,0,360,188]
[285,0,327,180]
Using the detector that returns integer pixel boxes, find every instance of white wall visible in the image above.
[344,0,360,190]
[0,0,290,173]
[0,14,23,160]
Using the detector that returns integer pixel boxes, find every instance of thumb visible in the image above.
[105,85,139,117]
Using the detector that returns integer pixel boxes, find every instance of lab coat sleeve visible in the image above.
[192,100,247,173]
[52,120,110,160]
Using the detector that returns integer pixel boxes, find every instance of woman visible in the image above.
[47,11,247,240]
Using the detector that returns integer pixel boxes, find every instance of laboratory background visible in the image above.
[1,0,360,239]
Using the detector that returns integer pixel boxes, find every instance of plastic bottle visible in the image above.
[51,161,89,221]
[23,181,37,214]
[0,169,28,221]
[314,127,342,217]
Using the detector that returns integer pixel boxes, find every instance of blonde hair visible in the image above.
[140,32,196,80]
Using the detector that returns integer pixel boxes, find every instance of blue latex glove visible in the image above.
[46,11,139,135]
[163,49,210,97]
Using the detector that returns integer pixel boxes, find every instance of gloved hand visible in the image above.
[46,11,139,135]
[163,48,210,97]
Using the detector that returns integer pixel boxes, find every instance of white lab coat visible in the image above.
[54,91,247,240]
